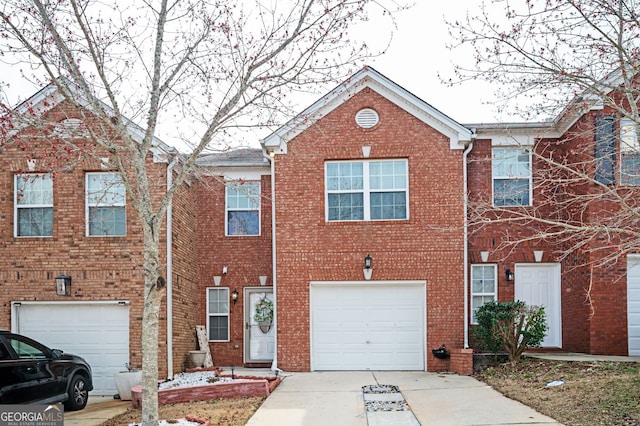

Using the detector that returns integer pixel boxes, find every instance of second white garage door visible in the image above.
[310,281,425,371]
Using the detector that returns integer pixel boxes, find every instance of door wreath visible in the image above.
[254,296,274,333]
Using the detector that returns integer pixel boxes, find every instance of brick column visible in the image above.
[449,348,473,375]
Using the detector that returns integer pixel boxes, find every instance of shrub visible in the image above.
[474,300,547,365]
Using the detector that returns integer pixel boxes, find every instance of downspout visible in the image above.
[166,158,179,379]
[463,139,474,349]
[263,151,278,371]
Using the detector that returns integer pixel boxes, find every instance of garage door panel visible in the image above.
[311,283,425,371]
[15,303,129,396]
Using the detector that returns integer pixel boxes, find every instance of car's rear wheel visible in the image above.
[64,375,89,411]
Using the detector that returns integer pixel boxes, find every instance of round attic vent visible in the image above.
[355,108,379,129]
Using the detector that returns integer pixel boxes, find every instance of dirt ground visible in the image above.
[100,358,640,426]
[475,358,640,426]
[98,396,264,426]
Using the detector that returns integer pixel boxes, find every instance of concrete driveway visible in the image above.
[247,371,563,426]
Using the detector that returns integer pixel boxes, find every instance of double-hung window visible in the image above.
[207,288,230,341]
[326,159,408,221]
[620,119,640,185]
[226,181,260,236]
[471,264,497,323]
[492,148,531,206]
[86,172,126,236]
[15,173,53,237]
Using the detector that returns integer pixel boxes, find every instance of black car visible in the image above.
[0,330,93,410]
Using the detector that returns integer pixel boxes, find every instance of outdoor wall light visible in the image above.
[222,266,228,275]
[231,289,239,304]
[505,269,514,282]
[55,275,72,296]
[363,254,373,281]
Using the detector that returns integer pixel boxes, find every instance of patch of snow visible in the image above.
[159,371,233,389]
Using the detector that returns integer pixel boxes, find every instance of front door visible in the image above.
[244,288,275,363]
[515,264,562,348]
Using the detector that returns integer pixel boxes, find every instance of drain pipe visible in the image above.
[463,139,474,349]
[166,157,179,379]
[263,151,278,371]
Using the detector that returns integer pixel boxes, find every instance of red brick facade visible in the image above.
[2,68,638,385]
[272,87,466,371]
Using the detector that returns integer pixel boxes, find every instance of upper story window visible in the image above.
[325,159,408,222]
[471,264,497,324]
[620,118,640,186]
[226,181,260,236]
[86,172,126,236]
[492,148,531,206]
[15,173,53,237]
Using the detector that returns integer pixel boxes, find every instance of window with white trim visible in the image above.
[325,159,408,221]
[492,148,531,206]
[207,287,230,341]
[620,118,640,185]
[15,173,53,237]
[471,264,497,324]
[226,181,260,236]
[86,172,126,236]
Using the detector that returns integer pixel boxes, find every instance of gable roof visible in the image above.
[5,81,176,158]
[261,66,474,152]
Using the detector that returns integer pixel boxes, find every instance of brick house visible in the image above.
[2,67,639,395]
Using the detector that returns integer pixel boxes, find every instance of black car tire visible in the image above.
[64,374,89,411]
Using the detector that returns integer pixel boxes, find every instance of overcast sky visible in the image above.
[0,1,507,146]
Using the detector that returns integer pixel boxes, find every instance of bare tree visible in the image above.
[0,0,404,423]
[448,1,640,272]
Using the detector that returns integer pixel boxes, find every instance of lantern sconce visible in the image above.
[363,254,373,280]
[55,275,72,296]
[231,289,239,304]
[505,269,514,282]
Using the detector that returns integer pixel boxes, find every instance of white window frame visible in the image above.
[85,172,126,237]
[14,173,53,238]
[225,181,261,236]
[325,159,409,222]
[620,118,640,186]
[492,148,532,207]
[470,264,498,324]
[206,287,230,342]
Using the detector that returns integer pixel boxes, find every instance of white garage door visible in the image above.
[627,256,640,355]
[12,302,130,396]
[311,281,425,371]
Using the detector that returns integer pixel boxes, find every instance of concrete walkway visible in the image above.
[246,371,563,426]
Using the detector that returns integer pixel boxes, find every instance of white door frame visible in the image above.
[514,263,562,348]
[243,287,275,363]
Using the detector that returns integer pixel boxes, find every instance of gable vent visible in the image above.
[355,108,379,129]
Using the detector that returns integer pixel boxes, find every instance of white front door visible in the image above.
[627,256,640,355]
[514,264,562,348]
[244,288,275,363]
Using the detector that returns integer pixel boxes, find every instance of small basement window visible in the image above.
[355,108,379,129]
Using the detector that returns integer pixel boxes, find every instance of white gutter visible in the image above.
[166,158,179,379]
[264,152,278,371]
[462,140,474,349]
